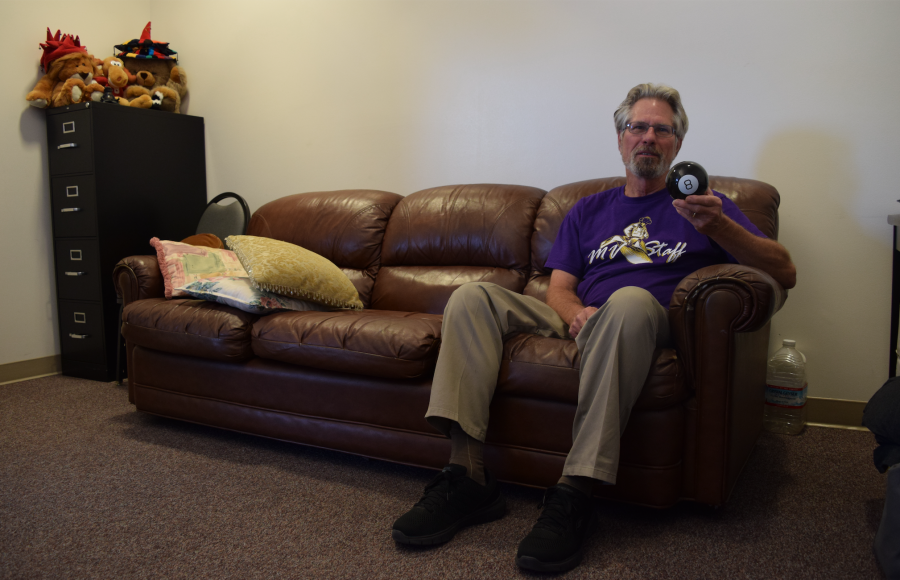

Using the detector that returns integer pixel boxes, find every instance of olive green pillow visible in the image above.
[225,235,363,310]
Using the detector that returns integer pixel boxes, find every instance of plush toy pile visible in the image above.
[25,23,188,113]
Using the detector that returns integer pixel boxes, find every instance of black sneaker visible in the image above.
[392,464,506,546]
[515,483,597,572]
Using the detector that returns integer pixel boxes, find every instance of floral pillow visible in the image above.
[150,237,248,299]
[177,276,332,315]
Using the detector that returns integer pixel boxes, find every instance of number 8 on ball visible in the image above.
[665,161,709,201]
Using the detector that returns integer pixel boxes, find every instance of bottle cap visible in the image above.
[782,339,796,347]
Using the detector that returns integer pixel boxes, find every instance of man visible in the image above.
[391,83,797,572]
[863,377,900,577]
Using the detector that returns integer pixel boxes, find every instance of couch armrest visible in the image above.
[667,263,788,506]
[113,256,164,306]
[669,263,787,383]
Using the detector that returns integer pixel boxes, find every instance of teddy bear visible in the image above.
[91,56,160,108]
[99,56,134,101]
[26,29,105,108]
[124,61,184,112]
[115,23,188,113]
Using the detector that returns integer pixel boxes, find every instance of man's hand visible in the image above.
[671,188,724,234]
[546,270,596,338]
[569,306,598,339]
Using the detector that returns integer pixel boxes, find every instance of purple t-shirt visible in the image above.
[545,186,766,308]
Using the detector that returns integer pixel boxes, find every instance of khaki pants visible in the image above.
[425,282,670,484]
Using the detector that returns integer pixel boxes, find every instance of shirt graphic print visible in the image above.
[591,217,688,265]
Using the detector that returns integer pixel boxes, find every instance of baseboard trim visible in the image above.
[0,355,61,385]
[807,397,868,430]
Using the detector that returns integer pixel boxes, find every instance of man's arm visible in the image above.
[546,269,597,339]
[672,191,797,289]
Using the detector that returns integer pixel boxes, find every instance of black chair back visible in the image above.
[196,192,251,240]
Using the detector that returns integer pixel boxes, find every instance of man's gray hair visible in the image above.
[613,83,689,141]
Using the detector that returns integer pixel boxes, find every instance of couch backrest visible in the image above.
[524,176,782,302]
[247,190,403,308]
[371,184,547,315]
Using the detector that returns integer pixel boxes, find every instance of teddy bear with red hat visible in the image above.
[116,22,188,113]
[26,29,105,108]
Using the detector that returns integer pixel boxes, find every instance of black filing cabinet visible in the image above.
[46,103,207,381]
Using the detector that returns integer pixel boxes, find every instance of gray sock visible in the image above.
[558,475,595,497]
[449,422,486,485]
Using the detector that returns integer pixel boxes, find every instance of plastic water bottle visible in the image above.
[763,339,807,435]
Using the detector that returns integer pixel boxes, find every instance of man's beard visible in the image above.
[627,147,670,179]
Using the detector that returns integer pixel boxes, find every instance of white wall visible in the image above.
[3,1,897,403]
[1,1,149,365]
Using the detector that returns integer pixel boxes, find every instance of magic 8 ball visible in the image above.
[666,161,709,200]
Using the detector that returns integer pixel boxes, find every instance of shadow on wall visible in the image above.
[755,129,860,230]
[20,105,59,349]
[20,91,51,194]
[20,105,49,154]
[754,130,864,359]
[754,129,866,267]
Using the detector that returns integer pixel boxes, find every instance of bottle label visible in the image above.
[765,382,808,408]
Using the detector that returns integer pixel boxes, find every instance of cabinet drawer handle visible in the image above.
[65,271,87,276]
[68,333,89,339]
[60,207,82,213]
[57,143,78,150]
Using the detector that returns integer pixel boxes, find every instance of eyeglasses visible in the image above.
[625,122,676,138]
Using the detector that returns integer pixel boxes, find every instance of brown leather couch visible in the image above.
[113,176,786,509]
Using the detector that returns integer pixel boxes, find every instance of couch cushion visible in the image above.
[372,184,546,314]
[252,309,442,380]
[122,298,257,361]
[498,333,688,411]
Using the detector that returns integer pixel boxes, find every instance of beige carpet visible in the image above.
[0,375,887,579]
